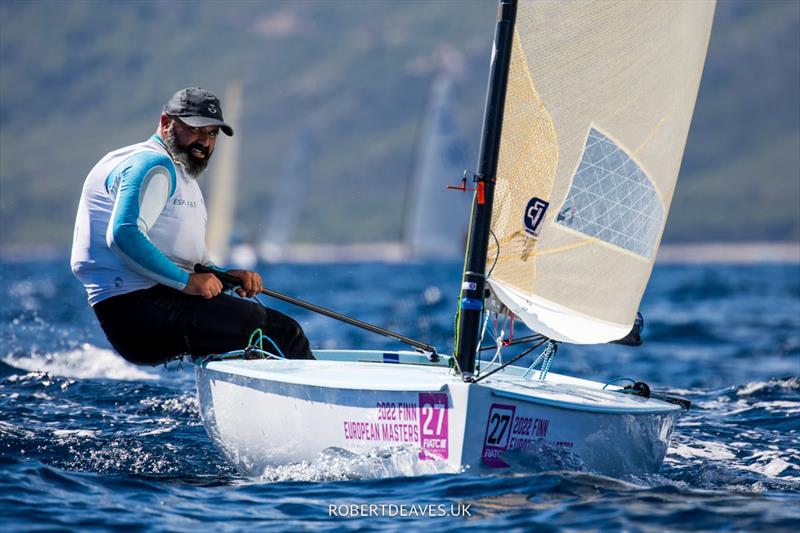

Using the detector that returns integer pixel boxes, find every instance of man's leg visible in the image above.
[183,292,313,359]
[94,285,313,365]
[94,287,191,365]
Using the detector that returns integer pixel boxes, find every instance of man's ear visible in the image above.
[159,113,172,130]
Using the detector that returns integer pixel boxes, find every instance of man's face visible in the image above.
[163,117,220,178]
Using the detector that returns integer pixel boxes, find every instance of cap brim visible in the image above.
[180,115,234,136]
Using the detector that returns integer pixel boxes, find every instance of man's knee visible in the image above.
[272,314,313,359]
[285,316,305,338]
[112,343,178,366]
[100,320,185,366]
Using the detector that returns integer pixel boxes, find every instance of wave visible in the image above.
[735,377,800,397]
[664,376,800,491]
[1,344,159,381]
[256,446,461,482]
[251,440,593,483]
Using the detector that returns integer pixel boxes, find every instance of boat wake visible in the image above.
[251,441,597,483]
[256,446,462,482]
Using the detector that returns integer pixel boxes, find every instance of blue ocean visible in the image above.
[1,258,798,531]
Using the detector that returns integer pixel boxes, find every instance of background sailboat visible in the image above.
[259,75,471,264]
[259,75,471,262]
[205,80,257,270]
[403,74,471,260]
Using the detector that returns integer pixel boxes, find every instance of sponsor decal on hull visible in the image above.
[481,403,572,467]
[482,404,516,467]
[418,392,449,460]
[342,392,449,461]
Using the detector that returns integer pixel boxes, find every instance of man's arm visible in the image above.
[105,151,189,289]
[106,151,223,299]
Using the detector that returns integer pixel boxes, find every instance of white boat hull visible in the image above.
[195,351,681,477]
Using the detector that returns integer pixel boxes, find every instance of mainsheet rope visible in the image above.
[194,328,286,367]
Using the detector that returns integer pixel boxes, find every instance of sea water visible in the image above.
[1,258,798,531]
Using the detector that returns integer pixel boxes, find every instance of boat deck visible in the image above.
[199,350,680,414]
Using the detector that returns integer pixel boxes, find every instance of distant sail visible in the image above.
[404,75,471,260]
[259,125,314,262]
[206,80,243,265]
[487,0,716,343]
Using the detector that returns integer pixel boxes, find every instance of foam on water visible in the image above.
[2,343,158,381]
[737,377,800,396]
[256,446,461,483]
[51,429,100,438]
[672,440,737,461]
[663,376,800,491]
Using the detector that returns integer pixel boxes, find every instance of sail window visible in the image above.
[555,128,663,258]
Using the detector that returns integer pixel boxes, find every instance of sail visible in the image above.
[404,75,471,259]
[206,80,243,264]
[487,0,716,343]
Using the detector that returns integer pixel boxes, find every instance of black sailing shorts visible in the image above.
[92,284,314,366]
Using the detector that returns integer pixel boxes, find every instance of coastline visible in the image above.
[655,242,800,264]
[1,241,798,265]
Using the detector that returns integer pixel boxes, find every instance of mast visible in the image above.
[455,0,517,380]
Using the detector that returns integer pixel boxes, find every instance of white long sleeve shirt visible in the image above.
[71,134,213,305]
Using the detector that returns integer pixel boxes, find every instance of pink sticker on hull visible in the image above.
[418,392,449,460]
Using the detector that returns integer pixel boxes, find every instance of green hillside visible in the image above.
[0,0,798,248]
[664,0,800,242]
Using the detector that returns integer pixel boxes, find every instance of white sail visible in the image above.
[206,80,244,265]
[487,0,716,343]
[404,75,471,259]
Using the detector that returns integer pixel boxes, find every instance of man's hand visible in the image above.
[227,269,263,298]
[183,272,224,299]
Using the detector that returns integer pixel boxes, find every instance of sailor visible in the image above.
[70,87,314,365]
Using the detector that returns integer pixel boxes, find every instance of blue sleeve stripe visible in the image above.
[108,151,188,289]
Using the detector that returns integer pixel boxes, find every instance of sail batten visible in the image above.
[488,0,716,344]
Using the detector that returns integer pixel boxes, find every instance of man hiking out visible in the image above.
[71,87,314,365]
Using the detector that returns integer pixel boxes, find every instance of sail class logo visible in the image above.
[524,197,549,237]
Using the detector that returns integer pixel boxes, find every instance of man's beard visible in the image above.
[163,124,211,178]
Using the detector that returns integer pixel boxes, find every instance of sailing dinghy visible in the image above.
[194,0,715,477]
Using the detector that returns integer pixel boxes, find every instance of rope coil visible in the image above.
[195,328,286,367]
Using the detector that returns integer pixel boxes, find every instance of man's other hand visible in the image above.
[183,273,224,299]
[227,270,263,298]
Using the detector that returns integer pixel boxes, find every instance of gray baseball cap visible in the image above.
[163,87,234,136]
